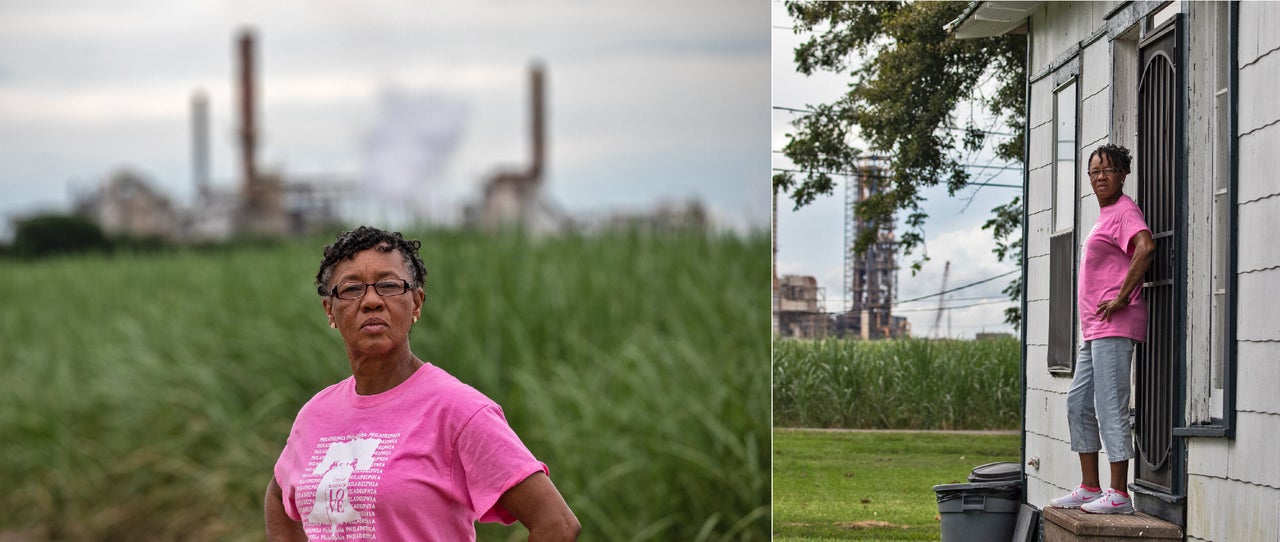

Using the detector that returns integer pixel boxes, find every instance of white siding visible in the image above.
[1026,209,1051,259]
[1186,411,1280,541]
[1237,0,1280,71]
[1237,269,1280,341]
[1025,297,1049,346]
[1225,411,1280,488]
[1022,0,1112,512]
[1236,194,1280,273]
[1237,33,1280,136]
[1236,342,1280,416]
[1026,253,1050,302]
[1028,165,1053,215]
[1029,2,1115,75]
[1023,430,1079,508]
[1186,475,1280,542]
[1237,125,1280,204]
[1183,4,1280,541]
[1029,122,1054,172]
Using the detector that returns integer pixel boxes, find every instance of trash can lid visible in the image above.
[932,481,1022,502]
[969,461,1021,483]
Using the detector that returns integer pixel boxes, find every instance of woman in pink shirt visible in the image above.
[1050,144,1155,515]
[265,226,580,541]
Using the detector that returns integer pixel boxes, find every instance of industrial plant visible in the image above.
[772,159,910,340]
[68,28,706,245]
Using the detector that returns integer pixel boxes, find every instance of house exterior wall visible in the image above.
[1023,0,1119,508]
[1184,2,1280,540]
[1019,1,1280,538]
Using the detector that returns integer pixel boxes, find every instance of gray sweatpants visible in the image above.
[1066,337,1135,462]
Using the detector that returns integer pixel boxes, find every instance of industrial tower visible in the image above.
[843,158,899,339]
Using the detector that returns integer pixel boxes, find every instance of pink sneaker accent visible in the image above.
[1050,485,1103,508]
[1081,488,1135,514]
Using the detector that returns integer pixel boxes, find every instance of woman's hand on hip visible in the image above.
[1095,297,1128,321]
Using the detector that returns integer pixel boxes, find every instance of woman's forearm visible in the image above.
[265,478,307,542]
[1117,241,1154,301]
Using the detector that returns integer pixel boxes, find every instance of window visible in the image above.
[1054,81,1078,233]
[1179,0,1236,437]
[1048,79,1078,373]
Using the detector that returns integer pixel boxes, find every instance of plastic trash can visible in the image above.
[968,461,1022,483]
[934,479,1021,542]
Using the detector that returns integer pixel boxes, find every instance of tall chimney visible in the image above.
[191,90,210,201]
[237,29,258,195]
[529,61,545,182]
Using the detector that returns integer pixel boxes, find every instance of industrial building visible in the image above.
[772,159,910,340]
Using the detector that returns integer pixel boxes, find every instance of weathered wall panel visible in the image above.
[1186,438,1229,480]
[1026,297,1049,346]
[1024,430,1090,508]
[1027,209,1052,258]
[1238,1,1280,68]
[1029,165,1053,214]
[1236,269,1280,341]
[1223,411,1280,489]
[1186,475,1280,542]
[1026,253,1050,302]
[1029,122,1055,171]
[1235,126,1280,204]
[1237,43,1280,136]
[1236,342,1280,415]
[1236,193,1280,273]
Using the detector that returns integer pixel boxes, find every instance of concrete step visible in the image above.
[1043,507,1183,541]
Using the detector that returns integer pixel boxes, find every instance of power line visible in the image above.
[895,269,1019,304]
[771,167,1021,188]
[772,153,1021,171]
[896,299,1013,311]
[773,105,1016,137]
[773,106,815,114]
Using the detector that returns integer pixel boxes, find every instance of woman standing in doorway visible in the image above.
[1050,144,1155,515]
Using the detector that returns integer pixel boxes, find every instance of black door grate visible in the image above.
[1135,25,1179,494]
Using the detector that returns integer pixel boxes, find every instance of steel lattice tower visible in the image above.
[843,158,898,338]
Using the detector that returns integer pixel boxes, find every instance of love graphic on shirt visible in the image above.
[300,433,401,539]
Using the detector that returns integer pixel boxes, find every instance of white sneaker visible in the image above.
[1081,488,1135,514]
[1050,485,1103,508]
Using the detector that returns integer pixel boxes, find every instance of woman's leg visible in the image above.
[1091,336,1135,491]
[1067,340,1102,486]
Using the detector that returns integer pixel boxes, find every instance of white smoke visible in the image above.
[361,89,468,222]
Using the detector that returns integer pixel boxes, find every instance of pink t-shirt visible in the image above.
[273,363,547,541]
[1078,194,1151,342]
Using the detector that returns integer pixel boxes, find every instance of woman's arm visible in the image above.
[1096,229,1156,321]
[264,477,307,542]
[498,472,581,542]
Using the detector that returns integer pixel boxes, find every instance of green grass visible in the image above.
[773,338,1020,430]
[0,228,770,541]
[773,429,1020,542]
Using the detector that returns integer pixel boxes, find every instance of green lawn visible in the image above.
[773,429,1020,542]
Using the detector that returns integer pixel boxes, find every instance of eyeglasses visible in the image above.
[1087,167,1119,178]
[329,279,412,300]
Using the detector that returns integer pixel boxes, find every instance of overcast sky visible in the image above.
[0,0,770,234]
[771,1,1020,339]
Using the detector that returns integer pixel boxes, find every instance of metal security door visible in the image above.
[1134,18,1185,511]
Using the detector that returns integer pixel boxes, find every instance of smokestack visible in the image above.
[191,90,210,201]
[529,61,545,182]
[237,28,258,194]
